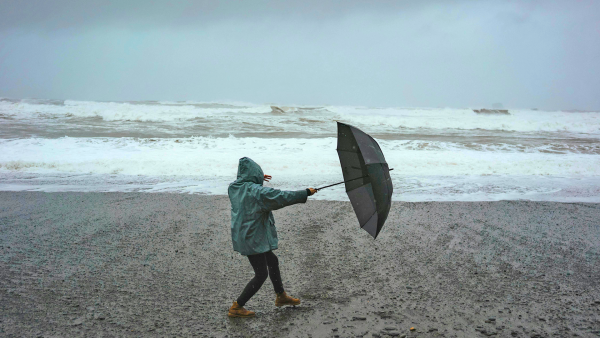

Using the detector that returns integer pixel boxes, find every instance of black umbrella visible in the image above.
[317,122,393,239]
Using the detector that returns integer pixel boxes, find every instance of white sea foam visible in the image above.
[1,136,599,201]
[2,136,599,177]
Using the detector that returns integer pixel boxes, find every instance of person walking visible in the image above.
[227,157,317,318]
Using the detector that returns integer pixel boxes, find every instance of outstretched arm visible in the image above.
[264,173,314,196]
[255,186,312,212]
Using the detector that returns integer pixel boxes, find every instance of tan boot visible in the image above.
[228,301,255,318]
[275,291,301,307]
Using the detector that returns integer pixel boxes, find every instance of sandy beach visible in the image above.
[1,192,599,337]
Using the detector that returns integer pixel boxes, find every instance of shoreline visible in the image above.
[2,172,600,204]
[1,192,599,337]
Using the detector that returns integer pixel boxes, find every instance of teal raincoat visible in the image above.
[228,157,308,256]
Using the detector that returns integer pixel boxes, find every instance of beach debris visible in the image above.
[476,326,498,336]
[351,316,367,321]
[71,317,85,326]
[409,327,415,331]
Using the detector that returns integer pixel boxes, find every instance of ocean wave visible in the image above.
[1,99,599,135]
[332,107,600,135]
[0,99,272,122]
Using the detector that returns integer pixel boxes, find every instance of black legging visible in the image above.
[236,250,284,306]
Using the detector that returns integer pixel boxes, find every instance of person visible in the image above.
[227,157,317,318]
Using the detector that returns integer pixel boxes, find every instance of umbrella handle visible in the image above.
[316,168,393,191]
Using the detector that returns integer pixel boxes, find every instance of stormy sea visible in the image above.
[1,98,599,202]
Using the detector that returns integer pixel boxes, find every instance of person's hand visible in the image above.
[264,174,272,182]
[308,188,317,196]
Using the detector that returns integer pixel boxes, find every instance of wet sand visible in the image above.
[1,192,599,337]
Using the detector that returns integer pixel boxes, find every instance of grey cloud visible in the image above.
[0,0,438,31]
[0,0,599,110]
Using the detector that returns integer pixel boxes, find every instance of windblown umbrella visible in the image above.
[317,122,393,239]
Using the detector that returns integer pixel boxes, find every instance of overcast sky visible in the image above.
[0,0,598,109]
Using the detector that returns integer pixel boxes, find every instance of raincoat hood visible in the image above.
[235,157,264,185]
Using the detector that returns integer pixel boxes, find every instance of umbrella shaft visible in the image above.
[316,168,393,191]
[316,179,358,191]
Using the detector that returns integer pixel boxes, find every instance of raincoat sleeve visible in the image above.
[255,186,308,212]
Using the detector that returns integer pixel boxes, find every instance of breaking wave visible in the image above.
[1,99,599,135]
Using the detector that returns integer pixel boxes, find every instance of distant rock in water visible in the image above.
[270,106,285,114]
[473,109,510,115]
[565,109,597,113]
[270,106,294,114]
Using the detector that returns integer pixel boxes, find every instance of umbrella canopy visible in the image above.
[336,122,393,238]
